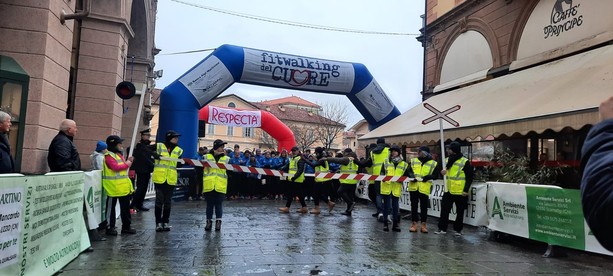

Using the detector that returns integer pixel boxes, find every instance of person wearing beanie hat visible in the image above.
[203,139,229,231]
[152,130,184,232]
[278,146,308,214]
[90,141,108,170]
[435,141,474,236]
[380,145,411,232]
[101,135,137,236]
[363,139,390,222]
[407,146,440,233]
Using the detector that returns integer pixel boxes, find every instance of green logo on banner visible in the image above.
[492,196,503,219]
[87,187,94,211]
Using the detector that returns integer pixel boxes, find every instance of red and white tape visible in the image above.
[160,157,412,182]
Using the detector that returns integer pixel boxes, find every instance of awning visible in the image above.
[360,44,613,145]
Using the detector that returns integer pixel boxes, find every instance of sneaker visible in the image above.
[454,231,462,237]
[137,206,150,212]
[106,228,118,236]
[162,223,171,231]
[155,223,164,232]
[372,212,379,218]
[121,228,137,234]
[377,213,383,222]
[434,230,447,235]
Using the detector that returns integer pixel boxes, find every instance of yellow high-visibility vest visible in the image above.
[409,158,437,196]
[102,152,133,197]
[380,160,407,197]
[203,154,229,194]
[152,143,183,185]
[315,161,329,182]
[288,156,305,183]
[370,147,390,176]
[339,161,358,184]
[445,157,468,195]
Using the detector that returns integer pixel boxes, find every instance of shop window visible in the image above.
[0,56,29,172]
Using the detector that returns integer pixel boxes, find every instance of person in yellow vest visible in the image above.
[278,146,308,213]
[102,135,136,235]
[380,146,410,232]
[364,138,390,222]
[407,146,440,233]
[203,139,229,231]
[324,148,369,216]
[152,130,184,232]
[434,141,474,236]
[304,147,336,214]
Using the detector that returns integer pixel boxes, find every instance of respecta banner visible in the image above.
[208,106,262,128]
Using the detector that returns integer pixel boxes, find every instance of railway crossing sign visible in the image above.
[422,103,461,127]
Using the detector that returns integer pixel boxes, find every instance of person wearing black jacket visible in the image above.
[278,146,308,213]
[581,96,613,251]
[130,129,158,211]
[407,146,440,233]
[303,147,335,214]
[434,141,474,236]
[48,119,81,172]
[0,111,15,173]
[325,148,369,216]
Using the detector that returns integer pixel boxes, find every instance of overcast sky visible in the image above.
[154,0,425,128]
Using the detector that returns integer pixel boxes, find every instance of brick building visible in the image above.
[0,0,158,173]
[362,0,613,187]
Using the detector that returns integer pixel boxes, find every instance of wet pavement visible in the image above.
[61,199,613,275]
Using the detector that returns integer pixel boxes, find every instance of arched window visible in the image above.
[228,102,236,108]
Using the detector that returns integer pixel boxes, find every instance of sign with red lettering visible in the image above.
[208,106,262,127]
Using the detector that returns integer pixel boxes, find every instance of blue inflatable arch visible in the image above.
[158,44,401,158]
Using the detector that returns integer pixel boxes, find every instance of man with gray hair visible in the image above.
[47,119,81,172]
[0,111,15,173]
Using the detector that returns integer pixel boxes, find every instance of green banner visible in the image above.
[526,187,585,250]
[0,173,90,276]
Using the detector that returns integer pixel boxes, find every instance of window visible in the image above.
[207,124,215,134]
[243,127,253,138]
[227,126,234,136]
[228,102,236,108]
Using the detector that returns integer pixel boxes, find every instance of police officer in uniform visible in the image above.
[152,130,184,232]
[130,128,158,211]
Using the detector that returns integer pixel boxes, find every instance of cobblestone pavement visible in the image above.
[61,199,613,275]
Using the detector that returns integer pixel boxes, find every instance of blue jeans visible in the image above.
[374,181,384,214]
[204,191,225,220]
[382,194,400,223]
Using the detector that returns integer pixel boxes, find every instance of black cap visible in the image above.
[234,144,240,149]
[390,145,401,154]
[376,137,386,144]
[139,128,151,135]
[213,139,227,150]
[343,148,353,153]
[106,135,124,146]
[166,130,181,139]
[446,141,461,153]
[418,146,430,153]
[291,146,300,152]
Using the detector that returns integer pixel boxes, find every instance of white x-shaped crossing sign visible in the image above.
[421,103,461,127]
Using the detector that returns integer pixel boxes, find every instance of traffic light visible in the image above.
[115,81,136,99]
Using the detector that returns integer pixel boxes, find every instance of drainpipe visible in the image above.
[60,0,91,25]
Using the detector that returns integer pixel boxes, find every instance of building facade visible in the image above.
[363,0,613,188]
[0,0,157,173]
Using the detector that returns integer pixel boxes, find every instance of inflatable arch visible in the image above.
[158,44,401,158]
[199,105,295,152]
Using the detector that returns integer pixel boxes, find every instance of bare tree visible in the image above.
[315,101,347,150]
[287,122,318,151]
[258,129,278,150]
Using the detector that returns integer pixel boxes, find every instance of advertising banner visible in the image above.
[242,48,355,92]
[486,182,612,256]
[357,181,488,226]
[208,106,262,127]
[0,172,90,276]
[354,79,395,122]
[178,55,235,107]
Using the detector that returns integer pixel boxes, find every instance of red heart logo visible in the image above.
[290,70,310,86]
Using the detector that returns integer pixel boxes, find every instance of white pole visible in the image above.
[439,118,447,190]
[127,85,147,157]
